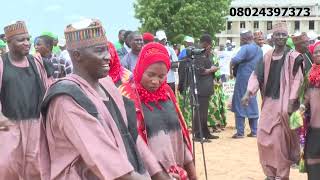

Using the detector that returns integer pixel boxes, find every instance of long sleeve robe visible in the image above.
[0,54,52,180]
[40,75,162,180]
[247,49,304,171]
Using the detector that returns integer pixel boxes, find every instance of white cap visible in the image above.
[71,18,93,29]
[156,30,167,41]
[293,31,302,36]
[307,31,318,41]
[57,38,66,47]
[267,33,272,40]
[240,29,250,34]
[184,36,194,43]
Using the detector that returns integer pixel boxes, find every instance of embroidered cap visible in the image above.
[272,22,288,33]
[253,31,264,39]
[291,32,309,45]
[4,21,29,40]
[64,18,107,50]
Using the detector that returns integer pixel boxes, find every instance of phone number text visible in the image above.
[229,7,311,17]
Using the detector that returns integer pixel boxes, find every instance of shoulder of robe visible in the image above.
[287,49,301,59]
[41,80,99,121]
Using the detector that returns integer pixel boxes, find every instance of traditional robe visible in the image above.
[119,81,193,179]
[247,49,304,178]
[231,43,262,119]
[40,74,162,180]
[0,53,51,180]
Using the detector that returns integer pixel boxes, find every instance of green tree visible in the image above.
[134,0,231,44]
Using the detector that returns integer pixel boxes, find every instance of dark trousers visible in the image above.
[307,164,320,180]
[167,83,175,95]
[306,128,320,180]
[193,96,210,138]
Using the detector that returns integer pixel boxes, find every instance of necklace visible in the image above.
[309,64,320,88]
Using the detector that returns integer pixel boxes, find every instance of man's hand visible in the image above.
[229,62,234,79]
[0,116,12,131]
[288,99,300,114]
[229,74,234,80]
[184,162,197,180]
[241,92,250,107]
[210,66,219,73]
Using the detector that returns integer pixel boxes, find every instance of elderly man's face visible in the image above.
[272,31,288,48]
[254,37,264,47]
[72,44,111,79]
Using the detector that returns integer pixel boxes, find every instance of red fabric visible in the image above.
[135,83,168,111]
[309,64,320,88]
[168,165,188,180]
[107,41,121,83]
[309,41,320,55]
[143,32,154,42]
[133,42,171,110]
[133,42,170,82]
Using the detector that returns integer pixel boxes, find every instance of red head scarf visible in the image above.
[309,41,320,87]
[143,32,154,42]
[309,41,320,55]
[133,42,170,110]
[107,41,121,82]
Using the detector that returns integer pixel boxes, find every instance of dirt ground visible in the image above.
[193,112,307,180]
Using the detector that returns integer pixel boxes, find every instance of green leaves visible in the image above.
[134,0,231,44]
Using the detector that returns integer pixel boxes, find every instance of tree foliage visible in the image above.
[134,0,231,43]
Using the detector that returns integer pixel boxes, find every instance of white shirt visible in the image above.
[261,44,273,56]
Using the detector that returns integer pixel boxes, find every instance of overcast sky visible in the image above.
[1,0,140,42]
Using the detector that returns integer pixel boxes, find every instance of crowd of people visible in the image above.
[0,18,319,180]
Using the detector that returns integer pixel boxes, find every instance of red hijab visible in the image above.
[107,41,122,82]
[133,42,171,110]
[309,41,320,55]
[309,42,320,87]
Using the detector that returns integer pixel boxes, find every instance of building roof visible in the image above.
[231,0,319,7]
